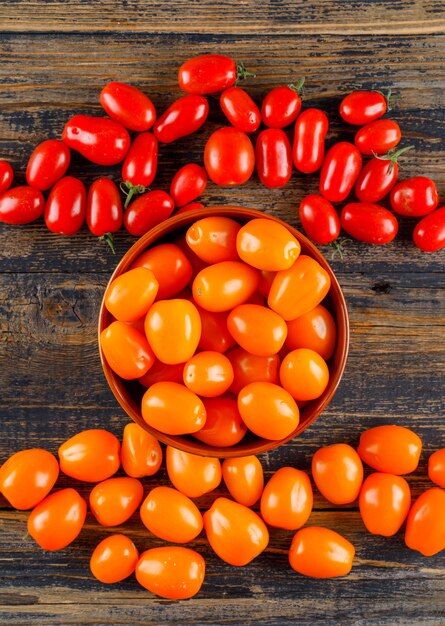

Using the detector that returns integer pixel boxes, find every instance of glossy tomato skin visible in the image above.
[390,176,439,217]
[194,397,247,447]
[26,139,70,190]
[227,347,280,394]
[121,423,162,478]
[341,202,398,244]
[222,456,264,506]
[220,87,261,133]
[203,497,269,566]
[176,201,205,214]
[280,348,329,401]
[44,176,86,235]
[140,486,203,543]
[0,186,45,225]
[286,304,336,361]
[355,119,401,155]
[358,425,422,475]
[355,158,398,203]
[261,85,303,129]
[132,243,193,299]
[186,216,240,263]
[428,449,445,488]
[105,267,158,322]
[28,488,87,551]
[58,429,121,482]
[236,218,300,271]
[90,477,144,526]
[170,164,207,207]
[340,91,387,125]
[183,351,234,397]
[100,82,156,132]
[0,160,13,194]
[319,142,362,203]
[289,527,355,578]
[0,449,59,510]
[359,472,411,536]
[192,261,259,312]
[179,54,237,95]
[90,534,139,584]
[260,467,313,530]
[195,305,236,353]
[101,321,154,379]
[204,127,255,186]
[142,382,206,435]
[405,488,445,556]
[154,95,209,143]
[87,178,123,236]
[138,360,185,387]
[121,132,158,188]
[227,304,287,356]
[62,115,130,165]
[256,129,292,188]
[299,194,340,245]
[413,206,445,252]
[312,444,363,504]
[136,546,205,599]
[166,446,222,498]
[124,190,175,237]
[293,108,329,174]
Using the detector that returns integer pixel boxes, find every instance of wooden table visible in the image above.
[0,2,444,624]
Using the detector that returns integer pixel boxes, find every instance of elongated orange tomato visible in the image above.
[100,321,154,379]
[428,449,445,488]
[192,261,259,312]
[89,477,144,526]
[142,382,206,435]
[359,472,411,536]
[194,397,247,447]
[289,527,355,578]
[132,243,193,299]
[204,497,269,566]
[121,423,162,478]
[183,351,234,397]
[312,444,363,504]
[260,467,313,530]
[238,382,299,440]
[358,425,422,475]
[405,487,445,556]
[236,218,301,271]
[280,348,329,401]
[186,216,241,263]
[166,446,221,498]
[140,486,203,543]
[222,456,264,506]
[268,255,331,321]
[136,546,205,599]
[227,347,280,394]
[58,429,121,482]
[104,267,158,322]
[227,304,287,356]
[90,534,139,584]
[286,304,337,360]
[145,299,201,364]
[0,449,59,510]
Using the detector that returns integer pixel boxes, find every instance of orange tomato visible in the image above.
[132,243,193,299]
[135,546,205,599]
[312,443,363,504]
[194,397,247,447]
[245,290,266,306]
[142,382,206,435]
[260,467,313,530]
[286,304,337,360]
[145,299,201,364]
[289,527,355,578]
[90,534,139,584]
[195,304,236,353]
[104,267,158,322]
[186,216,240,263]
[226,347,280,394]
[358,425,422,475]
[100,321,154,379]
[405,487,445,556]
[236,218,301,271]
[121,423,162,478]
[238,382,299,440]
[222,455,264,506]
[359,472,411,536]
[192,261,259,312]
[257,270,276,297]
[183,351,234,397]
[204,497,269,566]
[268,255,331,321]
[58,429,121,482]
[0,449,59,510]
[166,446,221,498]
[173,235,208,280]
[140,486,203,543]
[227,304,287,356]
[138,360,185,387]
[28,488,87,551]
[280,348,329,401]
[89,477,144,526]
[428,449,445,488]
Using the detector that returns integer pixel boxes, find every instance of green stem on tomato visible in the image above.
[374,144,415,174]
[235,61,256,83]
[288,77,305,96]
[330,238,346,261]
[99,232,116,254]
[120,180,147,209]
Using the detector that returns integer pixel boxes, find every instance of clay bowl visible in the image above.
[98,206,349,458]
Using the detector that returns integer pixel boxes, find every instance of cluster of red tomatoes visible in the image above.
[1,424,444,599]
[0,53,444,252]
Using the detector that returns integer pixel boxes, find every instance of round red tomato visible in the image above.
[390,176,439,217]
[260,466,313,530]
[299,194,340,245]
[312,443,363,504]
[193,261,259,312]
[227,304,287,356]
[90,534,139,584]
[358,425,422,475]
[0,186,45,225]
[132,243,193,299]
[100,81,156,131]
[140,486,203,543]
[104,266,158,322]
[293,108,329,174]
[341,202,398,244]
[154,95,209,143]
[44,176,86,235]
[204,127,255,186]
[178,54,245,95]
[0,160,13,194]
[170,163,207,207]
[413,206,445,252]
[359,472,411,536]
[222,456,264,506]
[405,487,445,556]
[227,347,280,394]
[121,422,162,478]
[289,527,355,578]
[86,178,123,247]
[121,132,158,191]
[355,119,401,156]
[58,429,121,482]
[62,114,130,165]
[261,81,304,129]
[220,87,261,133]
[166,446,221,498]
[142,382,206,435]
[319,142,362,203]
[183,351,234,397]
[124,190,175,237]
[339,90,388,125]
[256,129,292,188]
[194,397,247,447]
[100,320,154,379]
[186,216,240,264]
[26,139,71,190]
[90,477,144,526]
[286,304,336,361]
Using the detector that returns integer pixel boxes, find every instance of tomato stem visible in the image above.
[120,181,146,209]
[98,232,116,254]
[235,61,256,83]
[288,78,305,96]
[374,144,415,174]
[330,238,345,261]
[385,88,393,112]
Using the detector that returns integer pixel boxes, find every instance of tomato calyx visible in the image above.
[235,61,256,84]
[330,238,346,261]
[374,144,414,174]
[98,232,116,254]
[121,181,147,209]
[288,77,305,97]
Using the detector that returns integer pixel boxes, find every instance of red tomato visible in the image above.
[62,115,130,165]
[140,486,203,543]
[175,201,205,214]
[105,267,158,322]
[89,477,143,526]
[28,488,87,551]
[289,527,355,578]
[178,54,250,95]
[339,90,388,125]
[359,472,411,536]
[138,360,185,387]
[280,348,329,401]
[204,127,255,186]
[319,142,362,203]
[183,351,234,397]
[227,304,287,356]
[166,446,221,498]
[154,95,209,143]
[413,206,445,252]
[220,87,260,133]
[286,304,336,361]
[124,190,175,237]
[299,194,340,245]
[236,218,300,271]
[405,487,445,556]
[260,467,313,530]
[44,176,86,236]
[195,305,236,353]
[121,132,158,193]
[293,108,329,174]
[86,178,123,251]
[428,449,445,488]
[222,456,264,506]
[227,347,280,394]
[358,425,422,475]
[255,129,292,188]
[26,139,70,190]
[261,81,304,129]
[194,397,247,447]
[355,119,401,156]
[136,547,205,599]
[142,382,206,435]
[0,160,13,194]
[257,270,276,297]
[121,422,162,478]
[355,156,399,203]
[170,163,207,207]
[58,429,121,482]
[186,216,240,263]
[0,448,59,510]
[132,243,193,299]
[341,202,398,244]
[312,444,363,504]
[193,261,259,312]
[100,320,154,379]
[0,186,45,225]
[90,534,139,584]
[390,176,439,217]
[100,81,156,132]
